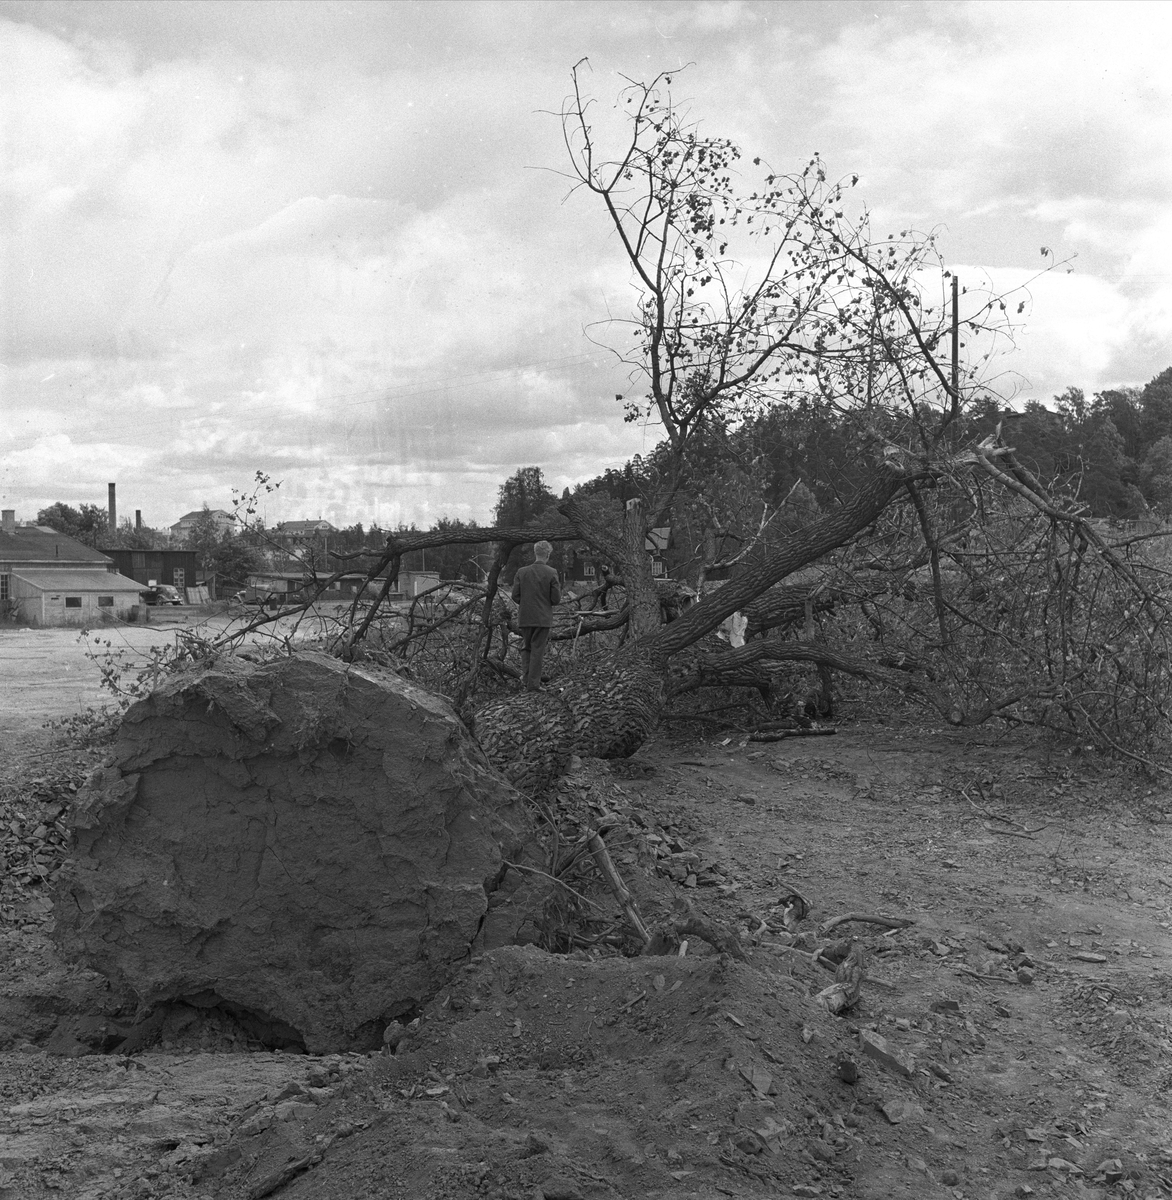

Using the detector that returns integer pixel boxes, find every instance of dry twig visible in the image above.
[982,822,1038,840]
[819,912,915,937]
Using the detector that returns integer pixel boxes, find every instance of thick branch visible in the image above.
[646,461,912,661]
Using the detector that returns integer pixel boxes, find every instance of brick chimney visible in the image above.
[108,483,117,534]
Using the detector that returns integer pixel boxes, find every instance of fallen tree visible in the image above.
[170,66,1171,786]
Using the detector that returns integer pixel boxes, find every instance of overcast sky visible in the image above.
[2,1,1170,531]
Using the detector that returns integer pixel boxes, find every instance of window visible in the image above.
[0,574,8,601]
[651,559,667,578]
[65,596,82,608]
[173,567,185,589]
[98,596,114,607]
[582,563,595,578]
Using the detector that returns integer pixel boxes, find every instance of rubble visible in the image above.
[52,652,531,1053]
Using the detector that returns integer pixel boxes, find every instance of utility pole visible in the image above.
[951,274,960,403]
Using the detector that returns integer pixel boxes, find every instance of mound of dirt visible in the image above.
[51,651,532,1053]
[205,942,937,1200]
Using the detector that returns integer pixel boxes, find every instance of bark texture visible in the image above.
[470,656,664,794]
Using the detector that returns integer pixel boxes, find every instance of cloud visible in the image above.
[2,3,1172,528]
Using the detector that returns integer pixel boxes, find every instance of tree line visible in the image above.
[32,362,1172,601]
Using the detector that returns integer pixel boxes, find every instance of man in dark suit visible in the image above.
[510,540,561,692]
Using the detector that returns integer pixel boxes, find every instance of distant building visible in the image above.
[569,548,602,584]
[401,570,440,598]
[244,567,439,605]
[646,526,672,578]
[170,509,235,539]
[568,526,673,583]
[275,519,337,540]
[1,511,142,625]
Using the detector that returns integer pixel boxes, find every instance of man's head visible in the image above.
[533,540,553,562]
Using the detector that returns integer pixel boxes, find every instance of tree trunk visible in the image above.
[472,461,912,791]
[619,498,663,640]
[469,655,663,794]
[645,463,909,662]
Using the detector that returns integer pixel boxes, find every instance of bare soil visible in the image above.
[2,664,1171,1200]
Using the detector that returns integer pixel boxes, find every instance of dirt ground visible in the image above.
[1,651,1171,1200]
[0,610,351,744]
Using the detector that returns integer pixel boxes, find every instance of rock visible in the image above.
[836,1053,859,1083]
[272,1099,314,1122]
[52,652,531,1053]
[541,1181,584,1200]
[382,1024,409,1051]
[1093,1158,1124,1183]
[525,1132,551,1156]
[732,1130,766,1155]
[859,1029,915,1078]
[191,1143,243,1183]
[878,1098,924,1125]
[1071,952,1107,963]
[245,1151,316,1200]
[739,1064,776,1096]
[941,1167,960,1185]
[1047,1156,1081,1172]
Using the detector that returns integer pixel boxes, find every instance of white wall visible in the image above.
[11,584,137,627]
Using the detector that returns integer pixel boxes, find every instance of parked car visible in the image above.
[140,584,183,606]
[231,588,286,609]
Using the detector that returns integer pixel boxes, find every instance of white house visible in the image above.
[1,511,143,626]
[170,509,235,539]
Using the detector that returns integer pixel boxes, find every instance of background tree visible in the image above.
[36,502,109,547]
[493,466,560,577]
[183,507,226,575]
[107,518,166,550]
[181,505,259,596]
[207,535,261,596]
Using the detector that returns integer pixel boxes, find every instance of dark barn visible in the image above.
[100,548,199,592]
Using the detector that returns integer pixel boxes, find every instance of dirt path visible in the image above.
[1,698,1171,1199]
[0,610,350,748]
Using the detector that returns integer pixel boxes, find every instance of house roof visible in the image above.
[277,520,337,533]
[12,569,144,592]
[0,527,112,566]
[173,509,233,522]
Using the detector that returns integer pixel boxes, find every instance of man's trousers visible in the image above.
[520,625,551,691]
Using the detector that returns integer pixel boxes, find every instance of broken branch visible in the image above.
[586,829,652,946]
